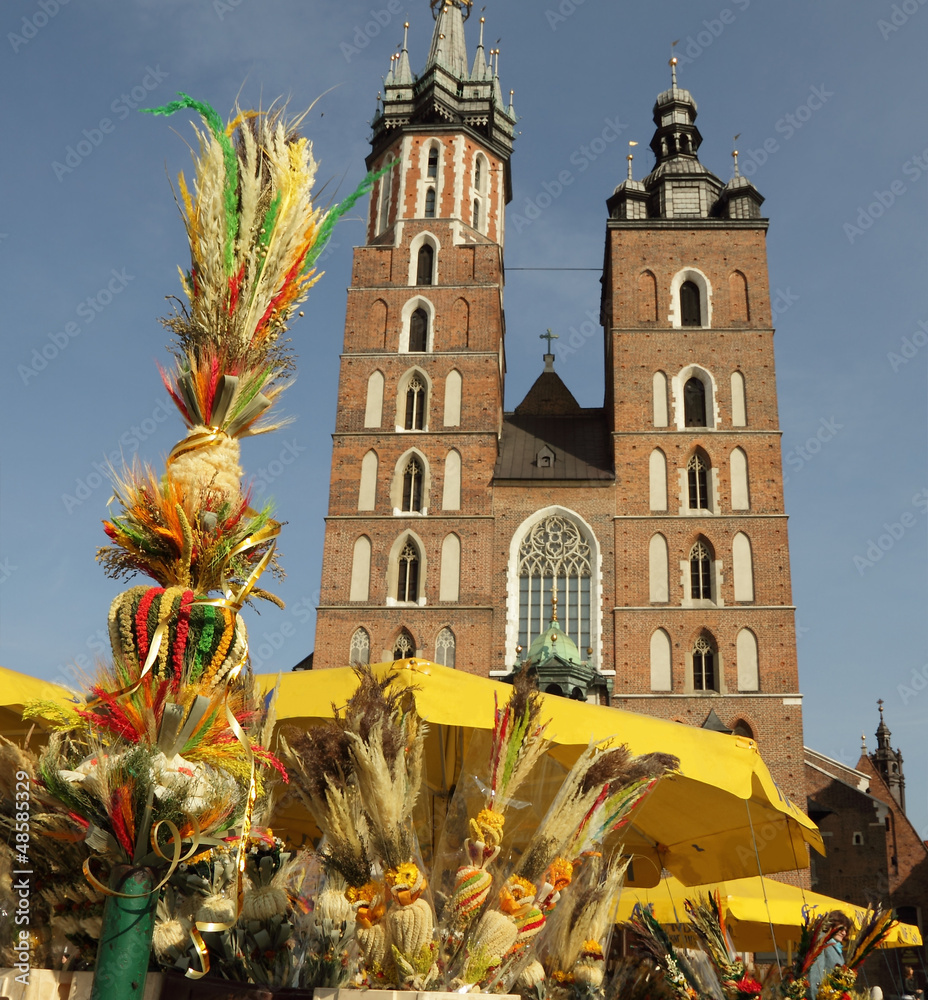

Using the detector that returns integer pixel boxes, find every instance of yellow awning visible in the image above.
[617,872,922,951]
[257,660,824,887]
[0,665,72,740]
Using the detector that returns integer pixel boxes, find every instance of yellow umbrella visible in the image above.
[256,659,824,888]
[616,872,922,951]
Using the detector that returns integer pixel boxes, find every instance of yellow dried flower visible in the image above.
[546,856,574,891]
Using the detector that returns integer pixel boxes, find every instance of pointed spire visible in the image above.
[471,15,489,80]
[385,53,396,87]
[394,21,413,84]
[508,89,516,118]
[627,140,638,180]
[426,1,470,80]
[492,48,505,106]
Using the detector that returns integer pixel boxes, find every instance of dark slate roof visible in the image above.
[495,411,614,482]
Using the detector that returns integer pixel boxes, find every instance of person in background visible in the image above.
[809,911,854,998]
[902,966,923,1000]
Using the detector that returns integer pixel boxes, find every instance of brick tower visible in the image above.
[601,57,804,805]
[312,0,516,670]
[313,27,804,805]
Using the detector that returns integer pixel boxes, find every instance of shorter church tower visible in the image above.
[870,699,906,810]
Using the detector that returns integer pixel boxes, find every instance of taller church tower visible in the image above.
[312,0,516,671]
[313,29,804,805]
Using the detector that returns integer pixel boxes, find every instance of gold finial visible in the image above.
[670,40,680,88]
[861,732,868,752]
[732,133,741,177]
[627,140,638,181]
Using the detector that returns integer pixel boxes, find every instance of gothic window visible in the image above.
[730,447,750,510]
[409,308,429,352]
[649,533,669,602]
[684,376,707,426]
[416,244,434,285]
[732,532,755,601]
[687,454,709,509]
[690,541,712,600]
[681,280,702,325]
[393,628,416,659]
[652,370,668,426]
[736,628,759,691]
[474,159,482,190]
[396,541,420,603]
[401,456,424,513]
[517,515,592,654]
[349,627,371,666]
[425,187,436,218]
[427,147,439,178]
[473,198,481,230]
[693,633,717,691]
[435,626,456,668]
[650,628,672,691]
[378,167,393,234]
[731,371,747,426]
[404,375,426,430]
[649,448,668,510]
[350,536,372,601]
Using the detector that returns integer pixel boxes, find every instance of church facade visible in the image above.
[312,0,805,807]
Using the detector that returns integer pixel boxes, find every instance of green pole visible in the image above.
[90,865,158,1000]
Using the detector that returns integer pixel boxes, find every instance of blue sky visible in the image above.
[1,2,926,838]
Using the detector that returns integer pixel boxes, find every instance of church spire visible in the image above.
[871,698,906,812]
[426,0,471,79]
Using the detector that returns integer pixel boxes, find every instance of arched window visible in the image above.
[730,447,750,510]
[435,626,456,668]
[364,370,384,428]
[681,280,702,325]
[649,449,668,511]
[350,536,371,602]
[409,308,429,352]
[442,449,461,510]
[425,188,436,218]
[687,453,710,510]
[684,376,707,426]
[731,371,747,426]
[405,375,426,430]
[396,541,420,603]
[649,533,669,602]
[358,450,378,511]
[439,533,461,601]
[689,541,712,600]
[474,159,482,190]
[732,532,755,602]
[401,456,424,513]
[378,167,392,234]
[736,628,759,691]
[393,628,416,659]
[693,633,717,691]
[473,198,481,230]
[652,371,668,426]
[443,370,462,426]
[427,147,439,178]
[416,244,434,285]
[349,627,371,666]
[650,628,672,691]
[517,515,592,654]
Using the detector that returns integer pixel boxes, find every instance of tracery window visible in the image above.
[401,456,424,513]
[349,627,370,666]
[393,628,415,659]
[690,541,712,600]
[405,375,426,430]
[517,515,592,653]
[687,454,709,509]
[435,626,456,668]
[693,634,717,691]
[397,542,420,603]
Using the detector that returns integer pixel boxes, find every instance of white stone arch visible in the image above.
[652,370,669,426]
[394,366,433,432]
[364,369,385,428]
[668,266,713,328]
[505,506,603,674]
[648,533,669,602]
[671,363,719,430]
[439,533,461,602]
[730,447,750,510]
[358,449,378,511]
[736,627,759,691]
[349,535,371,602]
[390,446,431,515]
[732,532,755,601]
[442,448,462,510]
[418,138,446,218]
[386,530,428,607]
[650,628,673,691]
[444,369,463,426]
[731,370,747,426]
[649,448,668,511]
[399,296,436,353]
[408,230,441,286]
